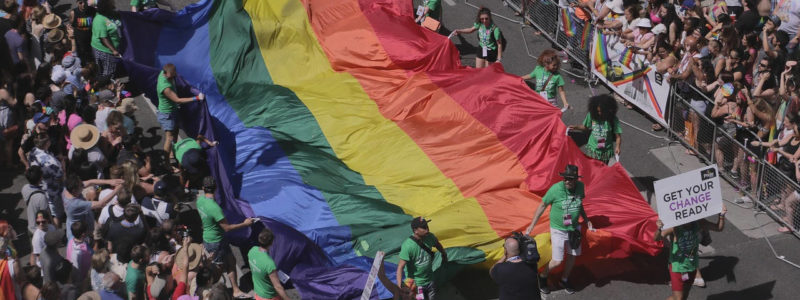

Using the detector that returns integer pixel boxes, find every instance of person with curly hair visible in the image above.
[522,49,570,110]
[452,7,504,68]
[568,94,622,164]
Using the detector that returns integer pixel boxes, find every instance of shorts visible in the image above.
[203,240,230,264]
[668,264,696,292]
[157,111,178,132]
[550,226,581,262]
[476,47,498,62]
[689,99,707,115]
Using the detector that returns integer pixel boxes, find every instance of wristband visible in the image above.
[194,95,200,101]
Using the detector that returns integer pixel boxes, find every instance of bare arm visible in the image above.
[396,259,407,288]
[100,37,119,56]
[524,202,548,235]
[217,217,254,232]
[558,86,569,108]
[90,185,120,210]
[700,205,727,232]
[268,271,291,300]
[654,219,674,242]
[162,87,198,104]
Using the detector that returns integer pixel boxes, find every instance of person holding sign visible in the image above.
[568,94,622,165]
[521,49,570,110]
[396,217,447,300]
[452,7,504,68]
[654,205,727,300]
[525,165,594,295]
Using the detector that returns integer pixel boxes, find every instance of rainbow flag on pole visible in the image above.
[120,0,661,298]
[618,47,635,68]
[580,20,592,49]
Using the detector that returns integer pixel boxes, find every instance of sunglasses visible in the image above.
[36,220,47,224]
[480,17,489,21]
[760,64,770,68]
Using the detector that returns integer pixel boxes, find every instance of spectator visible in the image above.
[116,97,137,135]
[95,89,119,133]
[69,0,95,64]
[54,258,78,300]
[521,49,570,110]
[197,175,255,298]
[452,7,504,68]
[104,203,147,251]
[0,89,17,168]
[23,165,49,234]
[396,217,447,300]
[489,237,541,300]
[67,220,93,290]
[40,229,65,283]
[90,248,111,291]
[69,123,106,171]
[126,244,148,300]
[28,130,64,226]
[525,165,594,295]
[654,205,726,300]
[140,180,174,227]
[156,63,204,159]
[63,173,110,240]
[39,281,61,300]
[20,265,43,300]
[568,94,622,165]
[30,210,55,267]
[248,228,291,300]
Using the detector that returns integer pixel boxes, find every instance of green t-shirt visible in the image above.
[423,0,440,18]
[582,114,622,161]
[90,14,121,54]
[197,195,225,243]
[248,246,278,298]
[157,71,178,113]
[472,23,501,50]
[542,181,585,232]
[669,223,699,273]
[131,0,157,9]
[174,138,201,164]
[527,65,565,99]
[125,264,144,299]
[398,233,438,286]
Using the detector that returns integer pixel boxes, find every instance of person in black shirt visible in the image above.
[69,0,95,64]
[490,238,541,300]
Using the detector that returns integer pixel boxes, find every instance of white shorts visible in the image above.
[551,226,581,262]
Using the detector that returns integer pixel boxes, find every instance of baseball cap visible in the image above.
[154,180,168,197]
[411,217,430,230]
[44,229,65,248]
[33,112,50,124]
[97,90,119,105]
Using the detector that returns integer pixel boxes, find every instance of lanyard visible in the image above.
[479,25,493,45]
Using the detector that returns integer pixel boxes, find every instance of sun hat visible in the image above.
[42,14,62,29]
[175,243,203,271]
[46,29,65,43]
[636,18,652,28]
[559,164,582,179]
[77,291,101,300]
[70,124,100,149]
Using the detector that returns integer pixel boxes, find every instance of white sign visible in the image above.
[360,251,385,300]
[654,165,723,229]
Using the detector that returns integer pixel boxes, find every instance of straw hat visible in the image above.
[43,14,62,29]
[175,243,203,271]
[46,29,65,43]
[70,124,100,150]
[77,291,101,300]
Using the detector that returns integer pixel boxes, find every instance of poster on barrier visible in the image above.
[590,30,670,125]
[654,165,723,229]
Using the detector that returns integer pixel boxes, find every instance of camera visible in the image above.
[176,225,191,238]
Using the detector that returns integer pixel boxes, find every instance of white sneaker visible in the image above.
[693,277,706,287]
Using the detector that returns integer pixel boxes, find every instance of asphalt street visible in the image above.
[0,0,797,299]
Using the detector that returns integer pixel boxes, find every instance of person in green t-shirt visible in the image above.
[453,7,504,68]
[414,0,441,24]
[248,228,291,300]
[91,0,123,78]
[130,0,158,12]
[525,165,594,295]
[521,49,570,110]
[126,245,148,300]
[655,205,726,300]
[568,94,622,165]
[156,63,205,159]
[197,175,257,298]
[396,217,447,300]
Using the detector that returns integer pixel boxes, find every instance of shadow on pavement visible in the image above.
[706,280,775,300]
[699,255,739,283]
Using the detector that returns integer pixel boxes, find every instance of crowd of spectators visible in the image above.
[0,1,290,300]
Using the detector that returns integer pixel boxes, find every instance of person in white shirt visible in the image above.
[30,210,56,267]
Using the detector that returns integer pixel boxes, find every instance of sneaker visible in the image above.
[539,276,550,294]
[561,279,576,294]
[693,277,706,288]
[729,171,740,180]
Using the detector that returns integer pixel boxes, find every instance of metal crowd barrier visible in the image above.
[667,84,800,237]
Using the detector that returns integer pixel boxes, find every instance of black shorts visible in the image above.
[477,47,498,62]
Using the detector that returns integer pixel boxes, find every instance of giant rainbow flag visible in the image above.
[120,0,662,298]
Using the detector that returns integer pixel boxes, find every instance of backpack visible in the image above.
[512,232,539,265]
[25,187,46,207]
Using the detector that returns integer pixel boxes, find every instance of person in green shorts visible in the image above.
[157,63,205,159]
[522,49,570,110]
[91,0,122,78]
[655,205,726,300]
[130,0,158,12]
[525,165,594,295]
[197,175,257,298]
[453,7,504,68]
[414,0,441,24]
[568,94,622,165]
[396,217,447,300]
[248,228,291,300]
